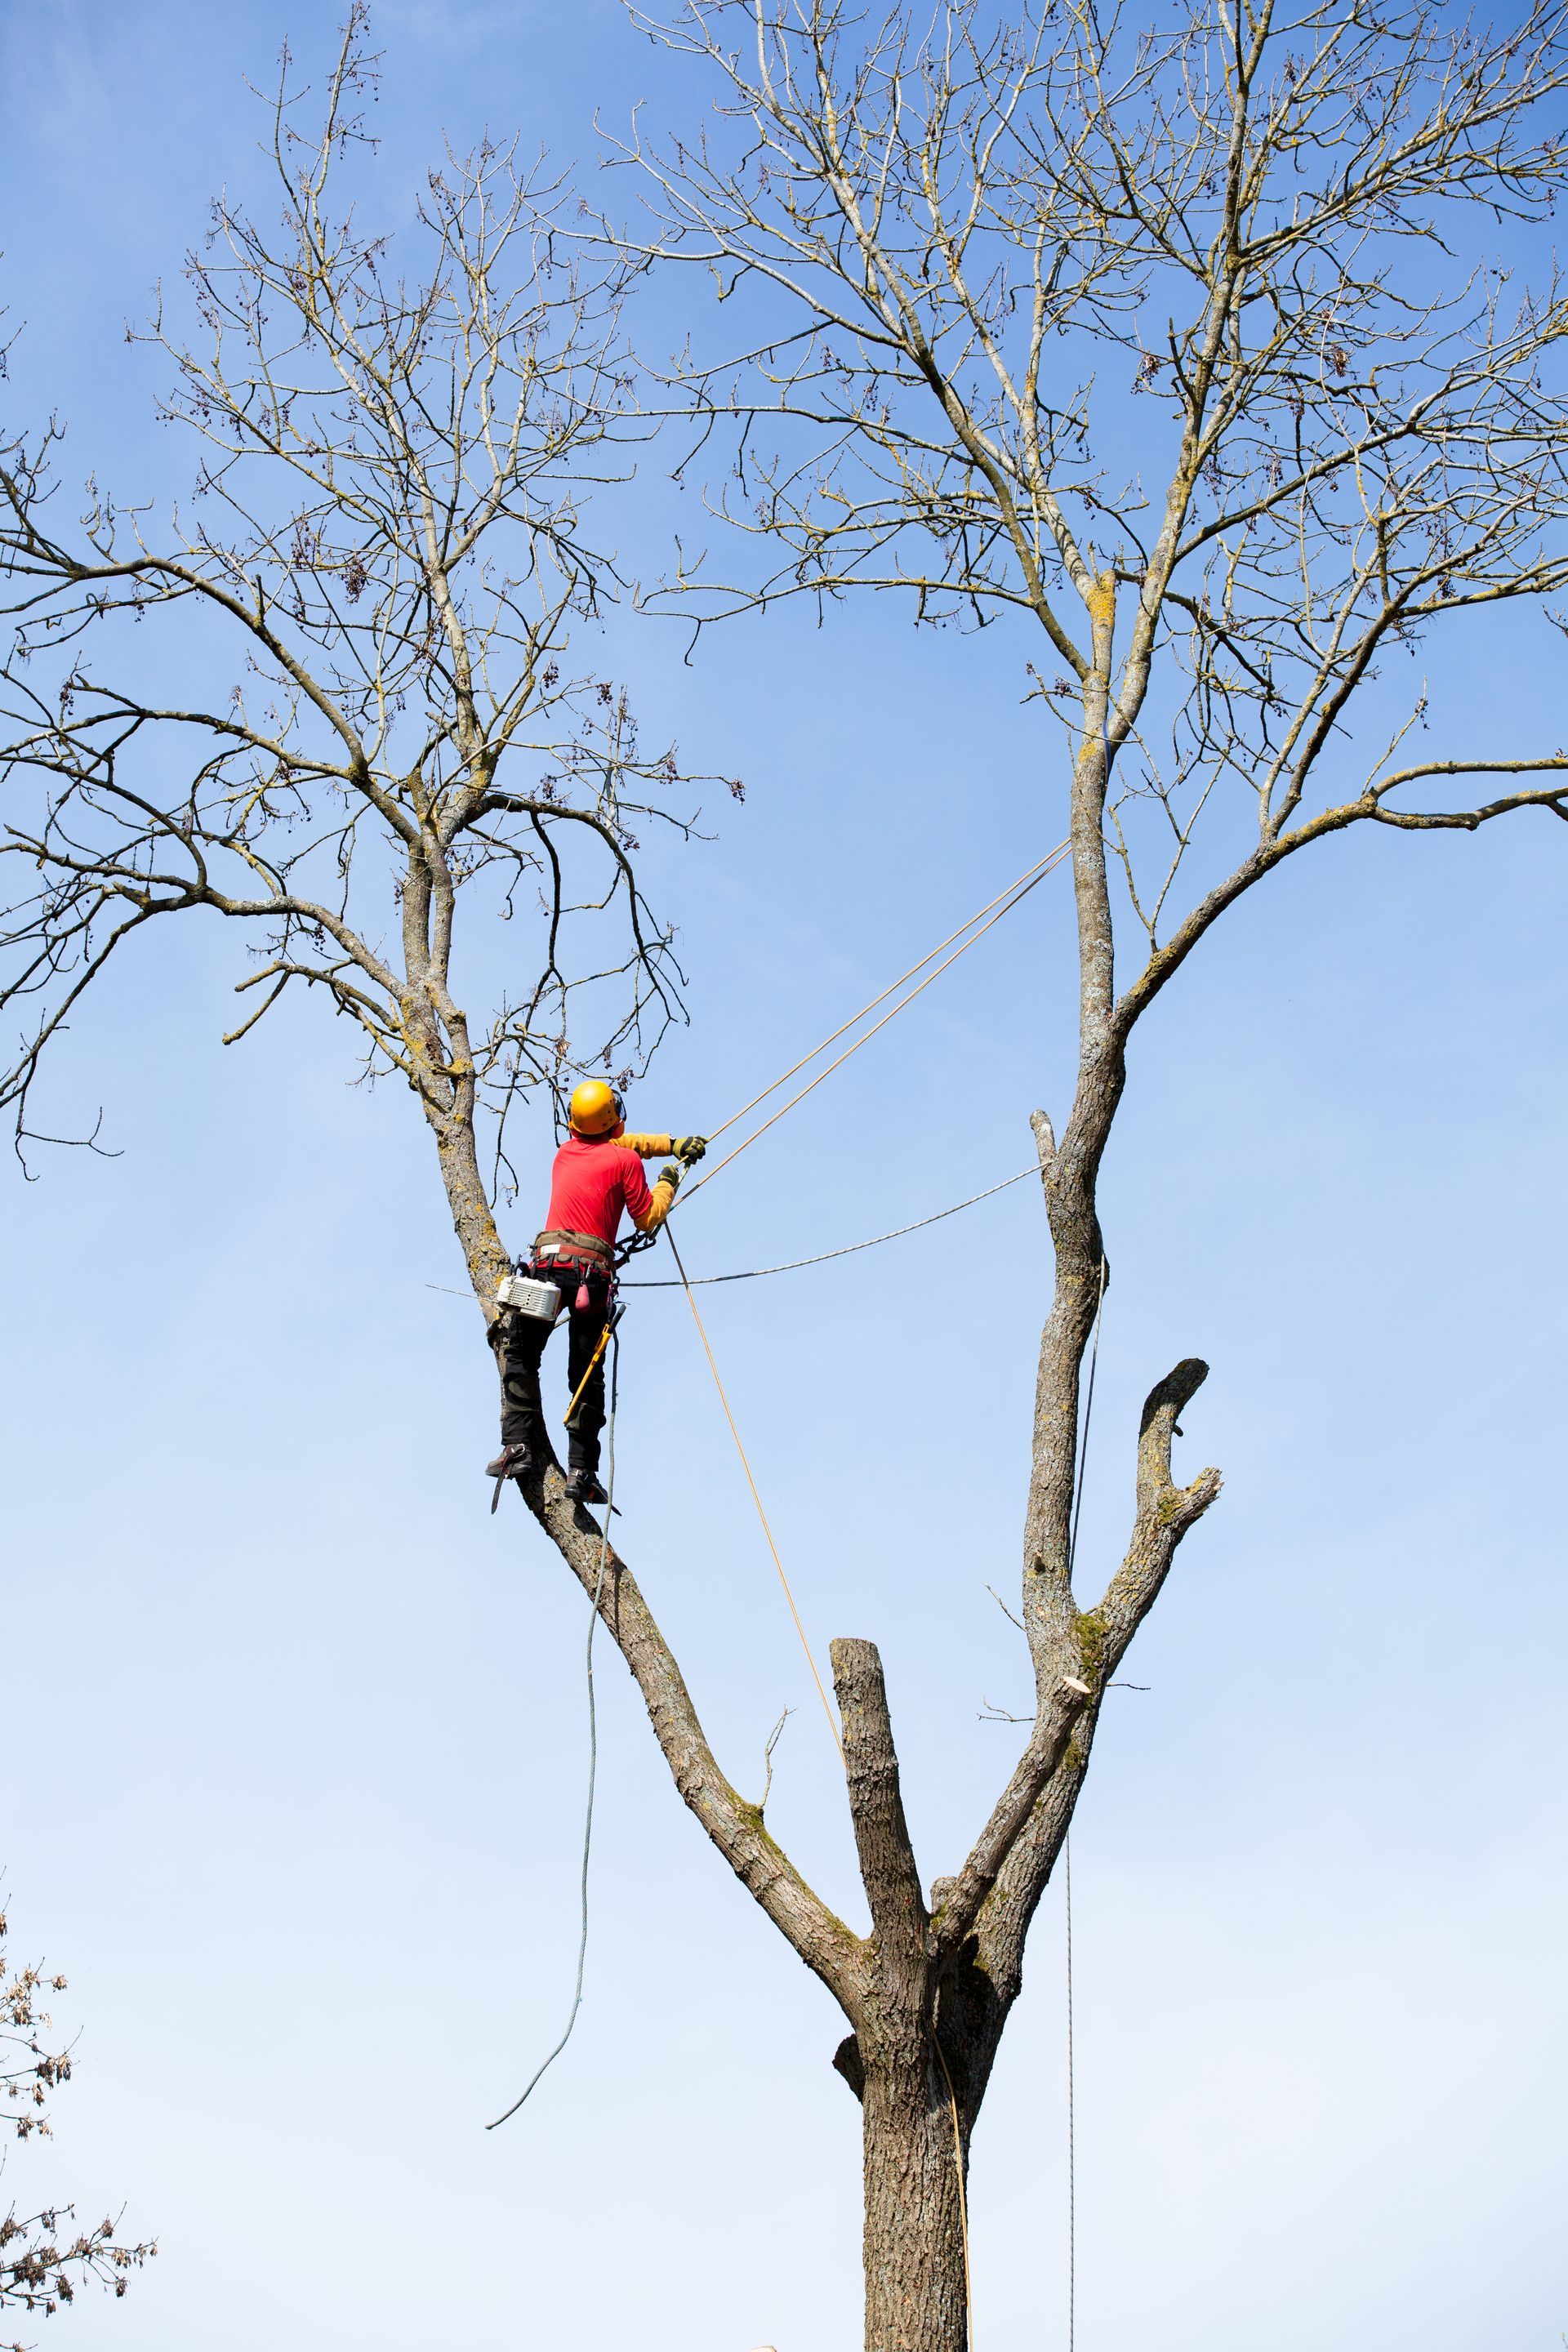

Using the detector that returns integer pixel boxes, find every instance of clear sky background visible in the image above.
[2,5,1565,2350]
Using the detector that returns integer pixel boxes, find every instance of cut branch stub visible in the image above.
[832,2032,866,2103]
[1094,1358,1223,1660]
[831,1637,927,1965]
[1136,1356,1211,1509]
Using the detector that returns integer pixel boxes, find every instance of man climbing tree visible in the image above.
[488,1080,707,1503]
[3,5,1567,2351]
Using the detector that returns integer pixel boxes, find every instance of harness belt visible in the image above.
[532,1228,615,1267]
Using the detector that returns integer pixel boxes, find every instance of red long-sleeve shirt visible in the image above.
[541,1134,675,1248]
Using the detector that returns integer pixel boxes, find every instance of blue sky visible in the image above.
[2,5,1565,2350]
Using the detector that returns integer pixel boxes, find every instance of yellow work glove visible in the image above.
[673,1134,708,1166]
[657,1161,681,1192]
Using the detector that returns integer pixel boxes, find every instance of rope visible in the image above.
[1062,1255,1105,2351]
[1064,1831,1076,2352]
[664,1227,844,1765]
[700,842,1069,1149]
[427,1168,1040,1310]
[486,1328,621,2131]
[1066,1258,1107,1586]
[622,1166,1038,1287]
[678,846,1071,1207]
[934,2023,975,2352]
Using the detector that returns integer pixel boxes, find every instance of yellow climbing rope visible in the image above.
[660,840,1073,1769]
[664,1227,844,1762]
[699,842,1071,1151]
[678,842,1070,1205]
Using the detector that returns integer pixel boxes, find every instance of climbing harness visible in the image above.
[488,1325,622,2132]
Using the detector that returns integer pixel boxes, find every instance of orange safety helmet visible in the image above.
[567,1078,626,1138]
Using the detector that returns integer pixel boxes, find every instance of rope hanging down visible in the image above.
[1062,1255,1106,2351]
[487,1330,622,2131]
[934,2021,976,2352]
[677,842,1071,1206]
[1064,1832,1077,2352]
[664,1227,844,1764]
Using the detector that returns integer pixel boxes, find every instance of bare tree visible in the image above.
[0,8,718,1236]
[1,1896,155,2343]
[574,0,1567,2342]
[6,7,1568,2351]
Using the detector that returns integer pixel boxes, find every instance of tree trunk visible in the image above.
[862,2047,969,2352]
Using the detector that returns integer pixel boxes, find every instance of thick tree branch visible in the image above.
[1112,767,1568,1045]
[929,1674,1089,1964]
[520,1472,865,2009]
[965,1356,1222,2083]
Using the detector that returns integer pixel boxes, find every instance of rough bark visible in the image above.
[834,1639,969,2352]
[861,2051,969,2352]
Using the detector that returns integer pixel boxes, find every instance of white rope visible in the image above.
[697,842,1069,1149]
[621,1166,1038,1286]
[1062,1257,1106,2350]
[426,1167,1041,1311]
[1065,1832,1076,2352]
[677,849,1068,1208]
[486,1330,621,2130]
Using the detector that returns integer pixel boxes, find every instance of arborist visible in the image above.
[486,1080,707,1504]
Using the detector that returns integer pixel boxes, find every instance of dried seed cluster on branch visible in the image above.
[0,1904,155,2342]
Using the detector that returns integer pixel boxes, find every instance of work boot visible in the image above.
[485,1441,537,1481]
[488,1441,541,1515]
[563,1467,609,1508]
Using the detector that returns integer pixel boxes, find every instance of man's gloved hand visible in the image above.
[673,1134,708,1167]
[657,1160,682,1192]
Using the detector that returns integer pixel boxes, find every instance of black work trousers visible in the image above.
[494,1263,612,1472]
